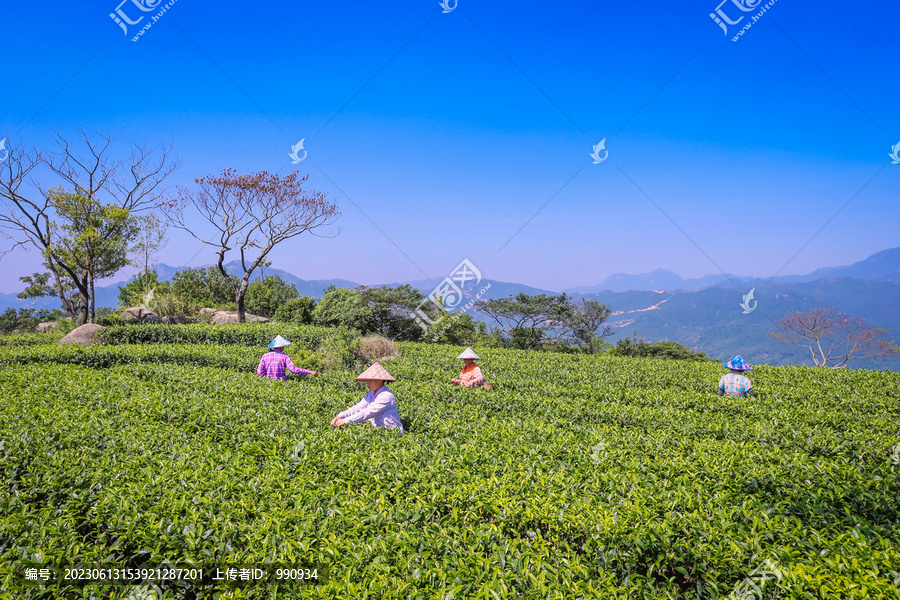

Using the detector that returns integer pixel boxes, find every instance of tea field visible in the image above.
[1,327,899,599]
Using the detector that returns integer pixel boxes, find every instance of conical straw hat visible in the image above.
[355,361,396,382]
[723,355,753,371]
[456,347,480,360]
[268,335,291,348]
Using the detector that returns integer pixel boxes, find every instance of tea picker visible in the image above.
[451,347,493,390]
[257,335,319,381]
[331,362,404,432]
[718,355,755,398]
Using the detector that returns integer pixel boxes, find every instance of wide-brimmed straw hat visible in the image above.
[268,335,291,349]
[355,361,396,382]
[456,347,480,360]
[724,355,753,371]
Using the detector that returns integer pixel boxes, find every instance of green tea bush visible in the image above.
[0,329,65,347]
[99,323,356,352]
[1,341,899,598]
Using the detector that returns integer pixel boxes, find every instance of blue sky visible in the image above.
[1,0,897,293]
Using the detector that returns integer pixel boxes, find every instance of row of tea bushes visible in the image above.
[1,341,899,598]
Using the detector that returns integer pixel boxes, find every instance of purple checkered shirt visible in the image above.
[256,351,312,381]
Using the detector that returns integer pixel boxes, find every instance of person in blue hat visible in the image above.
[257,335,318,381]
[718,355,755,397]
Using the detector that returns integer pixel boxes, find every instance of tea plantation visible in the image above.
[1,326,899,599]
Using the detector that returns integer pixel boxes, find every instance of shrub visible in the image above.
[286,347,324,373]
[357,335,399,362]
[273,296,316,324]
[58,318,76,335]
[245,276,300,318]
[0,330,65,347]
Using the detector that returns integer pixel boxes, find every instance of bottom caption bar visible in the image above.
[21,563,326,587]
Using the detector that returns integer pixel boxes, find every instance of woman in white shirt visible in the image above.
[330,362,404,432]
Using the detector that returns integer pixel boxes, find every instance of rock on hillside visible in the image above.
[121,307,159,321]
[199,308,270,324]
[60,324,103,345]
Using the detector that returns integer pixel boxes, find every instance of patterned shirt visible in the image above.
[338,385,404,432]
[459,364,485,387]
[256,351,312,381]
[718,372,753,397]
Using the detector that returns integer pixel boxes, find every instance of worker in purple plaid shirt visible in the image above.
[718,355,755,398]
[257,335,318,381]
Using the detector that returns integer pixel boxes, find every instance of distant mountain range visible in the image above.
[565,247,900,293]
[3,248,898,370]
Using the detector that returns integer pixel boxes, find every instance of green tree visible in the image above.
[118,271,171,308]
[475,293,574,350]
[48,188,139,323]
[424,311,478,346]
[244,275,300,318]
[171,267,238,307]
[18,272,56,300]
[313,287,373,331]
[358,284,426,341]
[0,133,176,325]
[273,296,316,324]
[566,299,613,354]
[610,332,711,361]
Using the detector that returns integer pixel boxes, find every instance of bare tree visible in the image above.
[770,307,900,368]
[0,132,177,324]
[162,169,340,322]
[131,213,169,288]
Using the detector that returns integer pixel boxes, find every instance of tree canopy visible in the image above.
[162,169,339,322]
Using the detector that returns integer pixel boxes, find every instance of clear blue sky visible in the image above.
[1,0,897,293]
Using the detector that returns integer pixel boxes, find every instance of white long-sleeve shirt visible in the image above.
[338,385,404,432]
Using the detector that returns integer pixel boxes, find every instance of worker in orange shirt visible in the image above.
[451,347,492,390]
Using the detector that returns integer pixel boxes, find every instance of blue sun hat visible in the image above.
[268,335,291,349]
[724,355,753,371]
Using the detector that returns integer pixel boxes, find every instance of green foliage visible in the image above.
[0,308,66,334]
[313,285,427,341]
[313,286,373,331]
[171,267,239,307]
[47,187,140,322]
[611,332,714,362]
[0,330,65,347]
[117,271,172,308]
[285,346,324,373]
[100,322,351,349]
[57,318,76,335]
[245,275,300,318]
[476,293,611,352]
[273,296,316,324]
[17,272,55,300]
[357,285,425,341]
[1,340,899,598]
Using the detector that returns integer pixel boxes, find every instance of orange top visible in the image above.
[459,364,484,386]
